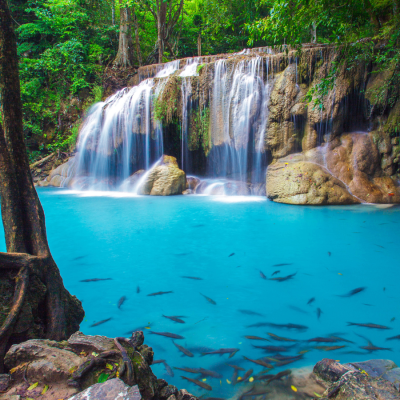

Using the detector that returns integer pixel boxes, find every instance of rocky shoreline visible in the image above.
[1,331,399,400]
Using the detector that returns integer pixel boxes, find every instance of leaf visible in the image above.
[69,366,78,374]
[314,392,323,398]
[106,363,113,370]
[291,385,298,392]
[10,362,28,374]
[42,384,49,394]
[28,382,39,390]
[92,352,99,357]
[98,373,109,383]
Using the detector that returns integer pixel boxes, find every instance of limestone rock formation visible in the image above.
[312,358,400,400]
[37,156,77,188]
[139,155,186,196]
[266,159,359,205]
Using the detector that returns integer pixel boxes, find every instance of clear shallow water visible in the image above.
[3,189,400,397]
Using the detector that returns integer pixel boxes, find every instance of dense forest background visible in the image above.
[6,0,400,162]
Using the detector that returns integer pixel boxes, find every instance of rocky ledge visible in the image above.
[0,331,196,400]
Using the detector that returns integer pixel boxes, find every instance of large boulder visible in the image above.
[139,156,186,196]
[38,156,77,188]
[266,159,359,205]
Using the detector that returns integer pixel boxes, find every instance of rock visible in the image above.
[177,389,197,400]
[186,176,200,190]
[4,339,82,384]
[67,331,115,354]
[139,156,186,196]
[47,156,77,187]
[182,189,194,195]
[266,160,359,205]
[313,359,400,400]
[0,374,11,392]
[159,385,178,400]
[68,379,141,400]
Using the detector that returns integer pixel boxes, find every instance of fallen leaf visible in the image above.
[98,373,109,383]
[226,379,231,384]
[249,377,254,382]
[291,385,297,392]
[9,362,28,374]
[28,382,39,390]
[202,378,207,382]
[42,384,49,394]
[314,392,323,398]
[92,352,99,357]
[106,363,113,370]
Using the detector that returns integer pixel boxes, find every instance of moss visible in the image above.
[189,106,211,155]
[384,100,400,136]
[153,76,182,123]
[196,64,205,74]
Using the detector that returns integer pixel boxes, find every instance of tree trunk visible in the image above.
[132,3,142,66]
[157,0,167,63]
[310,22,317,43]
[113,0,135,68]
[197,31,201,57]
[112,0,115,26]
[0,0,84,371]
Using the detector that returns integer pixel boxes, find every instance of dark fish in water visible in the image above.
[273,263,293,266]
[386,335,400,341]
[307,297,315,305]
[266,323,308,331]
[244,335,269,341]
[90,318,112,327]
[226,364,245,371]
[147,291,174,296]
[80,278,112,282]
[329,336,354,343]
[266,369,291,383]
[246,322,270,328]
[259,270,267,280]
[391,317,395,322]
[239,309,264,317]
[173,367,201,374]
[275,358,302,367]
[198,368,223,378]
[361,344,392,352]
[252,345,294,353]
[152,359,165,364]
[118,296,127,309]
[137,286,140,293]
[193,224,206,228]
[72,255,88,261]
[175,253,192,256]
[200,293,217,305]
[267,332,297,342]
[307,337,342,343]
[231,369,238,385]
[163,315,186,324]
[316,307,322,320]
[338,287,366,297]
[173,342,194,357]
[347,322,391,330]
[314,345,346,351]
[181,276,203,280]
[269,272,297,282]
[375,244,385,248]
[288,305,308,315]
[150,331,185,339]
[254,373,274,381]
[328,252,331,256]
[272,270,280,276]
[243,356,273,369]
[181,376,212,391]
[201,348,239,356]
[188,346,215,354]
[229,253,235,257]
[162,361,174,377]
[241,369,254,382]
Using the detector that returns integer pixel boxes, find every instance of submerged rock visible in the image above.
[313,358,400,399]
[139,155,186,196]
[266,159,359,205]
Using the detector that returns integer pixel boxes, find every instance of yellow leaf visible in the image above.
[28,382,39,391]
[202,378,207,382]
[106,363,113,370]
[249,377,254,382]
[226,379,231,384]
[26,398,35,400]
[116,371,119,378]
[69,366,78,374]
[314,392,323,398]
[220,380,222,385]
[291,385,298,392]
[92,352,99,357]
[237,377,242,381]
[338,273,342,275]
[9,362,28,374]
[145,327,151,329]
[42,384,49,394]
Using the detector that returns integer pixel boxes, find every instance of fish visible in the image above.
[198,368,223,378]
[80,278,112,282]
[391,317,395,322]
[254,373,274,381]
[193,224,206,228]
[269,272,297,282]
[200,293,217,305]
[272,270,280,276]
[246,322,270,328]
[147,291,174,296]
[229,253,235,257]
[314,345,346,351]
[275,358,302,367]
[175,253,192,257]
[288,305,308,315]
[239,310,264,317]
[241,369,254,382]
[347,322,391,330]
[307,297,315,305]
[162,361,174,377]
[338,287,366,297]
[266,323,308,331]
[181,376,212,391]
[90,318,112,327]
[375,244,385,248]
[150,331,185,339]
[273,263,293,266]
[328,252,331,256]
[244,336,270,341]
[137,286,140,293]
[243,356,273,369]
[173,342,194,357]
[181,276,203,280]
[329,336,354,343]
[267,332,297,342]
[173,367,202,374]
[252,345,294,353]
[226,364,245,371]
[152,359,165,364]
[231,369,239,385]
[188,346,216,354]
[259,270,267,279]
[386,335,400,341]
[163,315,186,324]
[307,337,342,343]
[316,308,322,320]
[201,348,239,356]
[266,369,291,383]
[72,255,88,261]
[118,296,127,309]
[360,344,392,352]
